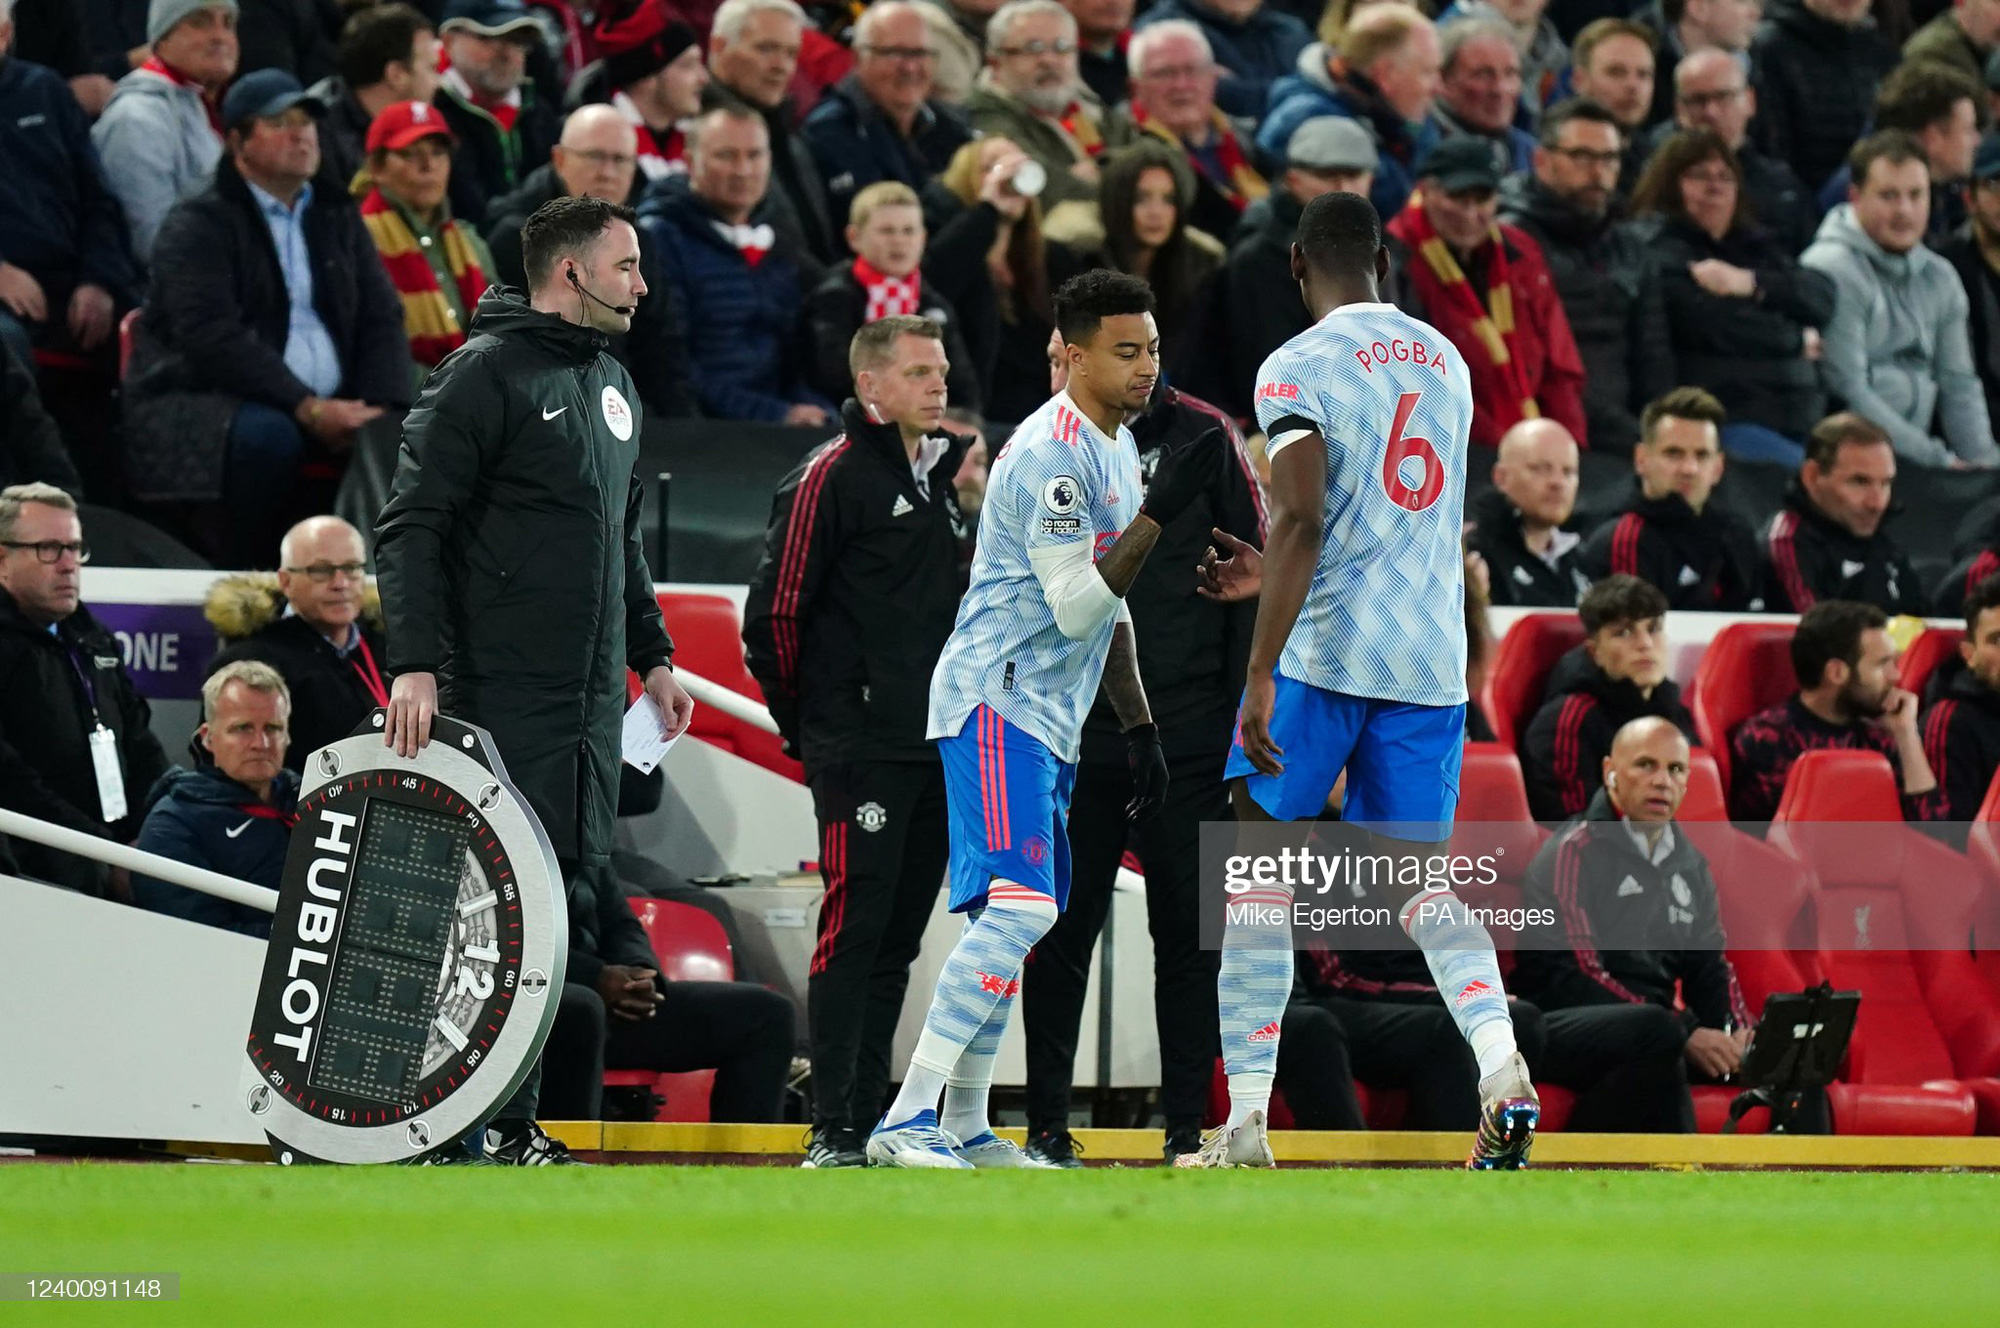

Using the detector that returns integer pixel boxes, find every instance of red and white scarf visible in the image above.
[613,91,688,181]
[714,219,775,266]
[854,256,920,321]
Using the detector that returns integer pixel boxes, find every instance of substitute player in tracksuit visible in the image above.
[1020,337,1267,1165]
[743,316,976,1168]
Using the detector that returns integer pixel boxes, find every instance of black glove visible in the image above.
[1125,722,1168,821]
[1139,427,1224,527]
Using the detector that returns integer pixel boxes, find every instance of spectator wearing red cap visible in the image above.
[567,19,709,181]
[356,100,497,388]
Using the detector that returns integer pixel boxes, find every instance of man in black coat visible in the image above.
[1516,716,1752,1133]
[0,339,82,496]
[1522,574,1699,820]
[309,2,440,191]
[377,196,695,1165]
[0,484,169,897]
[1763,411,1925,615]
[1498,99,1672,450]
[743,316,975,1168]
[1467,418,1590,607]
[1018,330,1265,1165]
[432,0,559,226]
[704,0,836,265]
[122,69,412,569]
[205,516,388,770]
[1580,387,1766,611]
[1751,0,1898,194]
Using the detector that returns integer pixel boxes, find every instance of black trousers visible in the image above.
[1021,750,1224,1136]
[1537,1003,1695,1133]
[805,760,949,1133]
[1276,996,1547,1130]
[540,978,797,1122]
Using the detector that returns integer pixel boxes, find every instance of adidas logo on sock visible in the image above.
[1454,980,1496,1009]
[1246,1021,1281,1043]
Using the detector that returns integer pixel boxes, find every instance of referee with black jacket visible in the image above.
[743,315,975,1169]
[1019,331,1267,1166]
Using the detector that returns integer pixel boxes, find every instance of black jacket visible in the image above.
[1515,790,1751,1029]
[1751,0,1899,193]
[1921,666,2000,825]
[1762,481,1924,615]
[434,79,560,229]
[204,576,389,772]
[131,763,297,937]
[804,265,983,417]
[0,54,140,308]
[1218,188,1308,421]
[0,593,170,895]
[1465,487,1590,608]
[1521,646,1699,821]
[1937,223,2000,432]
[306,75,373,192]
[743,399,971,772]
[1639,213,1836,441]
[484,164,696,418]
[1934,547,2000,616]
[1498,176,1672,449]
[374,288,675,867]
[799,74,974,232]
[1078,387,1266,765]
[1,337,83,494]
[1739,145,1817,258]
[237,0,340,85]
[1580,482,1767,612]
[123,155,412,503]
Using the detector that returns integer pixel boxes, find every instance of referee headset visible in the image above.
[566,261,636,322]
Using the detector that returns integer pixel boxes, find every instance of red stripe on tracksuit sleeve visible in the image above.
[1611,514,1643,577]
[1767,511,1814,612]
[1552,832,1648,1004]
[771,439,849,691]
[1552,694,1597,818]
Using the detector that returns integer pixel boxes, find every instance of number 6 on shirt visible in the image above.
[1381,391,1444,512]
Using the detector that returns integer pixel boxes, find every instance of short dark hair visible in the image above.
[1803,411,1891,472]
[1296,189,1383,281]
[1965,572,2000,633]
[337,3,432,91]
[520,195,638,293]
[1537,96,1622,149]
[1579,574,1669,635]
[1873,59,1983,135]
[1052,268,1156,346]
[1790,600,1888,689]
[1640,386,1726,444]
[849,314,943,380]
[1849,129,1930,191]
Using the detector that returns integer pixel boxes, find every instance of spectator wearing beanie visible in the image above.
[568,17,710,181]
[92,0,240,266]
[311,3,441,192]
[355,100,496,390]
[0,7,138,370]
[803,1,974,229]
[1763,412,1926,615]
[432,0,560,227]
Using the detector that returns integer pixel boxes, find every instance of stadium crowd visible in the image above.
[8,0,2000,1155]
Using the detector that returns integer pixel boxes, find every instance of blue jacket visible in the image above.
[801,75,973,232]
[132,763,299,938]
[1258,43,1439,221]
[0,55,137,303]
[638,175,830,422]
[1135,0,1314,122]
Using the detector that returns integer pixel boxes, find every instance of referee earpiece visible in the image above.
[1608,773,1619,790]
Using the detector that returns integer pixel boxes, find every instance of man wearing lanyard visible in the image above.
[205,515,390,770]
[0,483,169,898]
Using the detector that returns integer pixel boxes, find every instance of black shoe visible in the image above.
[800,1126,867,1169]
[1162,1126,1203,1164]
[486,1121,590,1166]
[406,1145,497,1167]
[1025,1130,1085,1169]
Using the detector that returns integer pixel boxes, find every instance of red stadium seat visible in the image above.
[647,592,802,781]
[1900,628,1963,705]
[1691,621,1796,797]
[1957,773,2000,1007]
[602,898,738,1122]
[1482,613,1585,750]
[1766,751,1996,1134]
[1453,744,1548,977]
[1679,751,1728,824]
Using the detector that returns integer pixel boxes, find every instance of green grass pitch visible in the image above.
[4,1165,1999,1324]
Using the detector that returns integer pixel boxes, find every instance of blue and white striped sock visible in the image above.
[1218,883,1293,1131]
[941,970,1014,1142]
[1400,889,1516,1078]
[884,884,1057,1130]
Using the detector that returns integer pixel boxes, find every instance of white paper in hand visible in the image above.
[622,692,680,774]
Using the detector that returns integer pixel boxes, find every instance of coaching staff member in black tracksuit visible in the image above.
[744,314,975,1169]
[1018,329,1267,1167]
[377,196,694,1165]
[1514,716,1752,1133]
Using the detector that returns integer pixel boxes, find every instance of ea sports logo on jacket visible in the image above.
[601,386,633,441]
